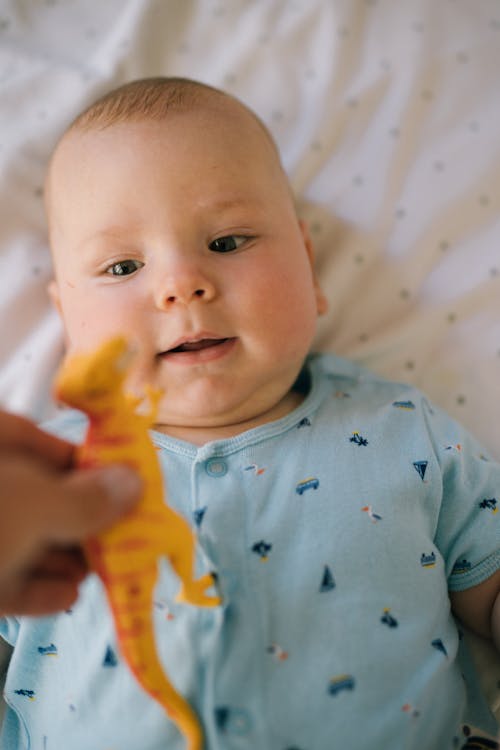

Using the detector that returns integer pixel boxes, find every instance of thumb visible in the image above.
[46,465,142,542]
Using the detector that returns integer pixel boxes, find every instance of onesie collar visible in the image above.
[151,354,344,460]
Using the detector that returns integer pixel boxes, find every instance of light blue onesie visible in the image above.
[1,354,500,750]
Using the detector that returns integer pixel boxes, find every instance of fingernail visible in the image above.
[97,466,142,507]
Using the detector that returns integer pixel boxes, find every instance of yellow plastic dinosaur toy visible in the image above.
[53,335,220,750]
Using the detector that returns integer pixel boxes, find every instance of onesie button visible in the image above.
[205,459,228,477]
[214,706,252,736]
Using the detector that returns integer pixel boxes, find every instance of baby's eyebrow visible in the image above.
[196,195,265,213]
[76,196,266,252]
[77,226,138,251]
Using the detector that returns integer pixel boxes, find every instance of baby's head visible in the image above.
[46,77,327,441]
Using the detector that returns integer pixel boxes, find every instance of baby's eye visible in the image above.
[209,235,248,253]
[105,259,144,276]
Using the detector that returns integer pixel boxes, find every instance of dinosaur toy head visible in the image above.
[54,335,134,411]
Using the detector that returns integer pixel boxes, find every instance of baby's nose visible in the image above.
[155,272,216,308]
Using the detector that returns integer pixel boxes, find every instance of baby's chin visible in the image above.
[152,390,305,445]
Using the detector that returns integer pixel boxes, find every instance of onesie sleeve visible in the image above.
[0,616,20,646]
[423,399,500,592]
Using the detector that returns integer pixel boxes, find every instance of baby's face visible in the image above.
[47,100,326,439]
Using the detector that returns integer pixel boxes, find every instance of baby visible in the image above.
[1,77,500,750]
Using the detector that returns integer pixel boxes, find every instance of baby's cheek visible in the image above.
[267,277,318,332]
[62,303,125,351]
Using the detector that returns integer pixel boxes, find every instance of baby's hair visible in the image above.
[66,77,278,156]
[68,77,225,131]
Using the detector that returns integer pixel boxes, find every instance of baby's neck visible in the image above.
[153,388,305,446]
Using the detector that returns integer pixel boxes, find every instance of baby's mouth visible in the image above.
[168,338,230,354]
[158,336,237,363]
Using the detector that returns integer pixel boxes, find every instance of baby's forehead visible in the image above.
[45,97,289,222]
[66,86,271,144]
[49,96,282,188]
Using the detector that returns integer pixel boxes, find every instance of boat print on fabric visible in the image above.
[37,643,58,656]
[103,645,119,667]
[252,540,272,560]
[431,639,448,657]
[193,507,207,528]
[381,609,398,628]
[319,565,336,592]
[479,498,498,514]
[53,336,221,750]
[413,460,428,481]
[214,706,251,734]
[350,431,369,447]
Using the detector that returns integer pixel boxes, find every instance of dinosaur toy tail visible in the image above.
[87,536,204,750]
[109,577,204,750]
[121,637,203,750]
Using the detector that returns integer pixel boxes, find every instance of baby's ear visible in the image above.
[47,279,62,314]
[298,219,329,316]
[47,278,71,350]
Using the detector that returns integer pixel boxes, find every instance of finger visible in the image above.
[0,547,88,617]
[0,577,82,617]
[0,458,141,578]
[33,545,88,581]
[0,410,74,468]
[44,464,142,543]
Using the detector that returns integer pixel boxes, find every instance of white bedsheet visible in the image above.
[0,0,499,730]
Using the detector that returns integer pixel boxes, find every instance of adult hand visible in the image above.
[0,410,141,616]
